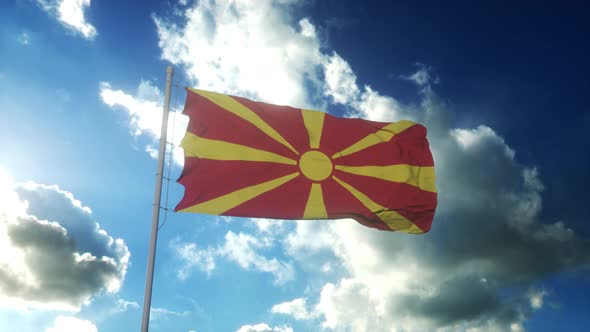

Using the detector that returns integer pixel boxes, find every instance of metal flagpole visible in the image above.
[141,66,174,332]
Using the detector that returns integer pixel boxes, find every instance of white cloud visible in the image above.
[402,63,439,88]
[353,85,405,121]
[173,231,294,285]
[0,169,129,311]
[99,81,188,165]
[323,52,360,104]
[528,290,547,310]
[511,323,525,332]
[271,297,318,320]
[153,0,324,108]
[235,323,293,332]
[45,316,97,332]
[172,240,216,279]
[451,126,515,159]
[37,0,97,39]
[115,299,140,312]
[317,278,405,331]
[150,307,190,321]
[105,0,330,163]
[99,81,163,138]
[250,218,287,235]
[101,1,590,330]
[219,216,233,223]
[408,68,430,86]
[279,65,590,331]
[284,219,337,256]
[220,231,294,285]
[17,32,31,45]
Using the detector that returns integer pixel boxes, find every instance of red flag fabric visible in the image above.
[175,88,437,233]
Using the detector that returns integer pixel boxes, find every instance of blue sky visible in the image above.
[1,0,589,331]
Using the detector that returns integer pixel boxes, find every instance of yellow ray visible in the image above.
[335,165,436,192]
[191,88,299,156]
[332,176,423,234]
[303,183,328,219]
[302,109,325,149]
[182,132,297,165]
[332,120,415,159]
[179,172,300,215]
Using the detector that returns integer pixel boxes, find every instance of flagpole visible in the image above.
[141,65,174,332]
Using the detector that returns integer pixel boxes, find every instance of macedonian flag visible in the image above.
[175,88,437,233]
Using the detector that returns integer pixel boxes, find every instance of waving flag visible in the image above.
[175,88,437,233]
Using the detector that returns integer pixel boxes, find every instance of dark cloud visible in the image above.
[403,277,509,326]
[282,81,590,331]
[14,184,117,259]
[0,182,129,310]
